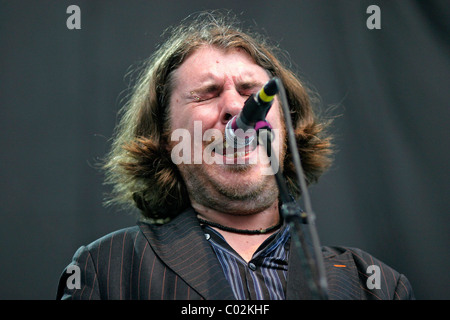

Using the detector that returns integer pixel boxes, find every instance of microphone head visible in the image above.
[263,78,278,96]
[225,116,256,149]
[257,78,278,104]
[224,78,279,150]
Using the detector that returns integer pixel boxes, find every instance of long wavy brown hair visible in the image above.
[102,11,334,222]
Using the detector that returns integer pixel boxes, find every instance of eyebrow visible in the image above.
[236,80,264,92]
[188,79,264,97]
[192,83,222,95]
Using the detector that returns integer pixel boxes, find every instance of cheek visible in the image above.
[265,102,283,129]
[168,103,192,133]
[193,107,221,129]
[169,111,189,131]
[264,102,286,155]
[168,105,221,163]
[170,105,220,132]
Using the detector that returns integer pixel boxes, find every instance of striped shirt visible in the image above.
[202,224,291,300]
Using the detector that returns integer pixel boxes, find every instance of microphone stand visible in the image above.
[254,78,329,300]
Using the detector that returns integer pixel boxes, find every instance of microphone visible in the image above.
[225,78,278,148]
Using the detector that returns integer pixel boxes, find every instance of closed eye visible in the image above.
[190,84,221,102]
[237,81,262,97]
[192,94,217,103]
[238,90,253,98]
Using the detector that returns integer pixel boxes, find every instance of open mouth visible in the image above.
[210,138,258,160]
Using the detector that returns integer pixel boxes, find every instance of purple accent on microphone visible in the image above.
[231,117,238,130]
[254,120,272,131]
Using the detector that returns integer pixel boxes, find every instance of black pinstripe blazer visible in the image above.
[56,207,414,300]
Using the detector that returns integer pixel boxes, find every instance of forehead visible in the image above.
[171,45,270,88]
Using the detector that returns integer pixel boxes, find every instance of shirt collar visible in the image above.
[202,223,290,261]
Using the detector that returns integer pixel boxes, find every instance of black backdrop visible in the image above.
[0,0,448,299]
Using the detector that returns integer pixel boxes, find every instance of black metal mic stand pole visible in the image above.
[254,78,329,300]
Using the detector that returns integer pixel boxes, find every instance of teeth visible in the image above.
[223,150,251,159]
[211,140,254,159]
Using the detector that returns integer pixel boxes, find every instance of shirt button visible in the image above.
[205,233,211,241]
[248,262,257,271]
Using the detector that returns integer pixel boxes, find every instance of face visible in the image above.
[168,46,285,215]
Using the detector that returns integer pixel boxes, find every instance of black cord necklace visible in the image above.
[197,217,282,235]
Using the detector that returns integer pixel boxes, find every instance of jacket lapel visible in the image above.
[138,208,235,300]
[322,247,362,300]
[286,223,361,300]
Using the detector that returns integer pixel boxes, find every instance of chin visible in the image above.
[178,155,279,213]
[213,166,276,196]
[211,162,266,184]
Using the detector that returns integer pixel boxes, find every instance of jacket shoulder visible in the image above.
[321,246,415,300]
[57,225,150,300]
[83,225,142,250]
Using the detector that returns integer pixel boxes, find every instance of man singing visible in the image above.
[57,11,414,300]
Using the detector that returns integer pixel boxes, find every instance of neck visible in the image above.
[193,200,281,262]
[193,200,281,232]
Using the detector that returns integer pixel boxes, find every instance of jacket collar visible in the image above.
[137,208,235,300]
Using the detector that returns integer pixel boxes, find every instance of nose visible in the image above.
[218,88,246,125]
